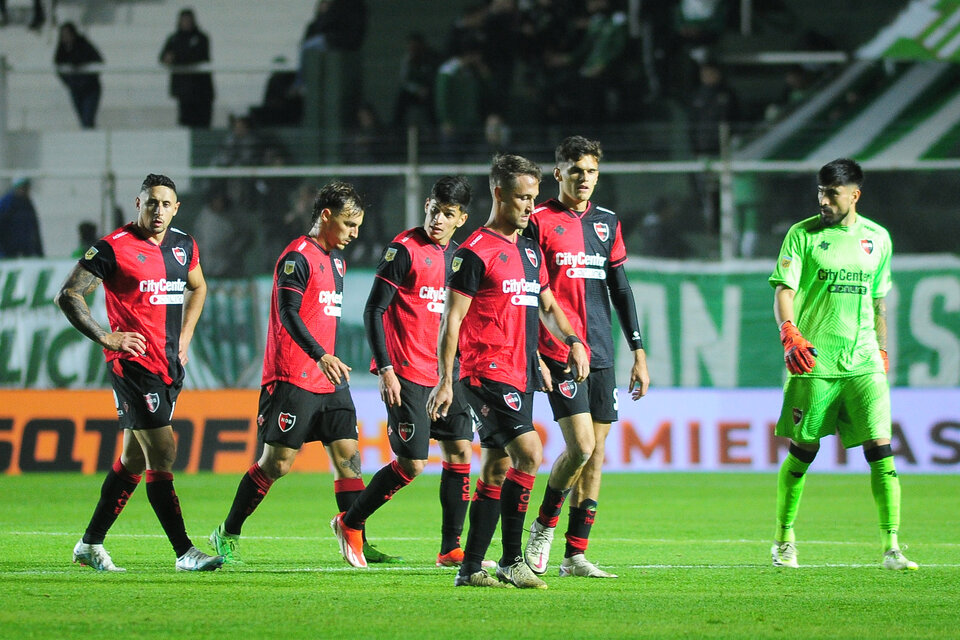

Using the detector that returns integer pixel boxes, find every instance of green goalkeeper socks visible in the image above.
[869,455,901,551]
[775,453,812,543]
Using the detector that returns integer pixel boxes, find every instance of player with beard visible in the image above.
[769,158,916,571]
[523,136,649,579]
[56,173,223,572]
[428,154,590,588]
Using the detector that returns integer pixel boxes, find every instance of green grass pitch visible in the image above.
[1,471,957,639]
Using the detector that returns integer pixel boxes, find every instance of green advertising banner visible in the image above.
[1,256,958,390]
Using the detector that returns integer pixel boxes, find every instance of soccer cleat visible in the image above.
[175,546,225,572]
[771,541,799,568]
[437,547,464,567]
[497,557,548,589]
[559,554,618,578]
[363,541,404,564]
[523,519,555,575]
[73,539,125,572]
[209,523,242,564]
[882,548,918,571]
[330,513,367,568]
[454,569,512,588]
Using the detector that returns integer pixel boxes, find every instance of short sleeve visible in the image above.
[448,248,485,298]
[375,243,412,288]
[189,237,200,270]
[276,251,311,293]
[769,226,804,291]
[873,233,893,298]
[78,239,116,282]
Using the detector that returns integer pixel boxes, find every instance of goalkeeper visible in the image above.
[768,158,916,571]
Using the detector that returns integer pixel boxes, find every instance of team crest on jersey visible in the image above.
[792,408,803,425]
[144,393,160,413]
[525,247,539,267]
[558,380,577,399]
[284,260,296,275]
[503,392,522,411]
[594,222,610,242]
[452,257,463,272]
[334,257,345,277]
[780,256,792,269]
[396,422,415,442]
[384,247,398,262]
[278,412,297,432]
[860,239,874,255]
[84,246,98,260]
[172,247,187,266]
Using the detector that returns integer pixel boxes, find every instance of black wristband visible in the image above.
[564,334,582,347]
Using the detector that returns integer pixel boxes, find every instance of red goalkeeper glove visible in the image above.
[780,321,817,375]
[880,349,889,375]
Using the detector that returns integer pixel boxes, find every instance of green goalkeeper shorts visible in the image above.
[775,373,891,448]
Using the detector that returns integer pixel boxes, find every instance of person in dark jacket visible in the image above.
[159,8,214,128]
[54,22,103,129]
[0,176,44,258]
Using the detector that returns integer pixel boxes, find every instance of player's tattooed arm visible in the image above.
[873,297,887,350]
[55,265,146,356]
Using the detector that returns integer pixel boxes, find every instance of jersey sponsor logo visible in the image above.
[452,256,463,272]
[396,422,415,442]
[140,278,187,305]
[502,278,541,307]
[84,246,98,260]
[558,379,577,399]
[384,247,398,262]
[503,392,521,411]
[318,290,343,316]
[172,246,187,266]
[278,412,297,432]
[112,231,129,240]
[419,285,446,313]
[144,393,160,414]
[860,239,874,255]
[556,251,607,279]
[594,222,610,242]
[334,257,345,277]
[792,408,803,425]
[284,260,296,275]
[525,247,539,267]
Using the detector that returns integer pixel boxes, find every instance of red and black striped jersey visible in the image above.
[448,227,549,392]
[370,227,457,386]
[528,199,627,368]
[262,235,345,394]
[79,222,199,385]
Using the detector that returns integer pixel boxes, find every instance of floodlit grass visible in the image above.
[1,471,957,639]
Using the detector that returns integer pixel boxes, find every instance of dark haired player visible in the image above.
[334,176,489,568]
[428,154,590,588]
[769,158,916,570]
[524,136,649,578]
[210,181,394,567]
[56,173,223,572]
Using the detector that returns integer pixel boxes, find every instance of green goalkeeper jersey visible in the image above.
[769,214,892,378]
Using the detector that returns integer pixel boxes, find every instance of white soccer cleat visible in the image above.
[454,569,512,588]
[771,541,799,568]
[175,546,225,572]
[497,557,548,589]
[523,520,555,575]
[882,548,918,571]
[73,539,125,572]
[559,554,617,578]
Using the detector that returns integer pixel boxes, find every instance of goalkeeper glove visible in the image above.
[880,349,889,375]
[780,320,817,375]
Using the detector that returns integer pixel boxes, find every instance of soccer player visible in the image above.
[333,176,483,568]
[523,136,649,579]
[55,173,223,572]
[769,158,917,571]
[210,181,395,566]
[428,154,591,588]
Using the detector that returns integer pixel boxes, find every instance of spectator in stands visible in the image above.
[392,32,438,130]
[444,2,488,59]
[296,0,368,89]
[54,22,103,129]
[211,114,265,213]
[249,57,303,127]
[435,36,491,161]
[480,0,520,116]
[72,220,99,259]
[159,8,215,128]
[0,0,45,30]
[765,65,815,122]
[0,176,44,258]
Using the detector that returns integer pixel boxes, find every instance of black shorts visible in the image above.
[386,377,473,459]
[461,377,535,450]
[257,381,358,448]
[542,357,618,422]
[110,360,183,430]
